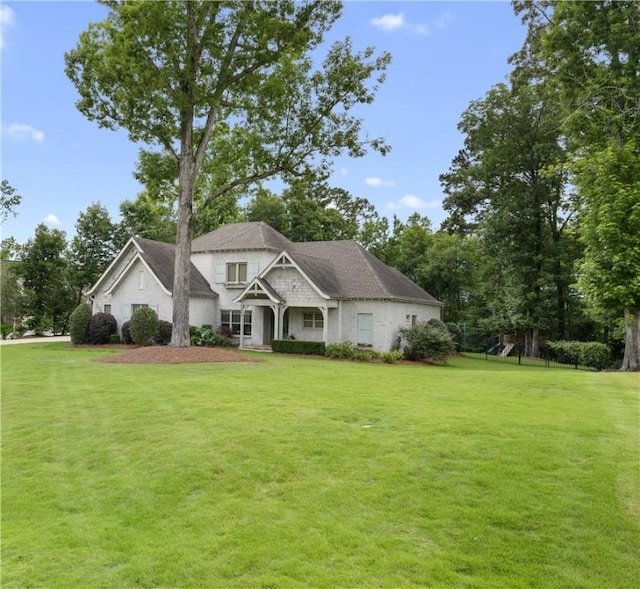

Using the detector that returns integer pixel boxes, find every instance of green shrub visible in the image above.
[129,307,158,346]
[381,350,404,364]
[397,320,455,362]
[446,322,463,351]
[110,334,121,344]
[325,341,358,359]
[548,340,611,370]
[30,316,53,336]
[271,339,326,355]
[156,320,173,345]
[353,348,380,362]
[1,322,12,340]
[121,321,133,344]
[580,342,611,370]
[69,303,92,344]
[190,326,234,347]
[88,312,117,345]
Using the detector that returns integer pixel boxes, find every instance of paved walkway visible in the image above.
[0,335,71,345]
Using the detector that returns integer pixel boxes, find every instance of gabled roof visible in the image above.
[233,277,285,304]
[190,222,442,305]
[192,221,292,253]
[133,237,216,297]
[88,236,216,298]
[287,240,442,305]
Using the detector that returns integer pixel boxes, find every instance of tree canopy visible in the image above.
[66,0,391,346]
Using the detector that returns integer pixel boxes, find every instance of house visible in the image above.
[88,222,443,351]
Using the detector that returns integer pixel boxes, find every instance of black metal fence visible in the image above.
[462,344,595,371]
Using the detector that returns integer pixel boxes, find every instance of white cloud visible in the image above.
[43,214,61,226]
[365,176,395,187]
[6,123,45,143]
[370,13,404,32]
[386,194,441,211]
[435,11,452,30]
[1,4,14,48]
[371,10,451,36]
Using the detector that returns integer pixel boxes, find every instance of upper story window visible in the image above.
[215,262,258,286]
[227,262,247,285]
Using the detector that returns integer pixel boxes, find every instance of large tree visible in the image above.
[513,0,640,370]
[440,80,576,355]
[15,224,76,335]
[66,0,390,346]
[68,202,120,302]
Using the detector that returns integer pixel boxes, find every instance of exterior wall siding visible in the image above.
[92,259,173,333]
[266,267,326,307]
[192,250,276,341]
[339,300,441,351]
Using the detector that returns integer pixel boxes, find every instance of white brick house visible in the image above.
[88,222,443,351]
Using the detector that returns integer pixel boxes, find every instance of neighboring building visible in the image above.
[88,222,443,351]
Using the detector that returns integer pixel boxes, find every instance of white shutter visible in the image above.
[121,305,131,322]
[215,264,226,284]
[247,262,259,281]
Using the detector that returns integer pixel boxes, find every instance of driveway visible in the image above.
[0,335,71,345]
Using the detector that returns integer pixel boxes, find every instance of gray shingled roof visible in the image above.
[134,237,216,298]
[289,240,442,304]
[192,221,292,253]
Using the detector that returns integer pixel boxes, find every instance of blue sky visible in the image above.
[1,1,526,244]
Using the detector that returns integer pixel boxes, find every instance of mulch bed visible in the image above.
[92,345,263,364]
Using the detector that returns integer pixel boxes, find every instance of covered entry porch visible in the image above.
[234,279,338,349]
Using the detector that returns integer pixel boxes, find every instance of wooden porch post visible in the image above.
[239,303,245,349]
[273,305,281,341]
[321,305,328,345]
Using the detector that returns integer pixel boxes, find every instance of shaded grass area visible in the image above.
[2,343,639,588]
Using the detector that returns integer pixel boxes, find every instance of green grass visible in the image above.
[2,343,639,588]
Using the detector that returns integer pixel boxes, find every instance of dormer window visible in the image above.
[215,262,258,286]
[226,262,247,284]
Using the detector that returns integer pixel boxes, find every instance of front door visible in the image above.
[263,308,274,345]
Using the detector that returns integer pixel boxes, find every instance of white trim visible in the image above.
[105,252,172,296]
[260,249,331,300]
[233,277,282,304]
[86,236,138,296]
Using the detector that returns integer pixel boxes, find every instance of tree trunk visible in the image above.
[524,329,532,357]
[531,325,539,358]
[170,158,195,347]
[620,308,640,371]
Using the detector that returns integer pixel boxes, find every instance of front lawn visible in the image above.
[2,343,638,588]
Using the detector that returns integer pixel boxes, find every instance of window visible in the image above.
[357,313,373,346]
[104,304,112,315]
[303,312,323,329]
[411,315,418,326]
[131,303,148,314]
[226,262,247,284]
[221,309,252,336]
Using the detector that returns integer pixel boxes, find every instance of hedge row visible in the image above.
[547,340,611,370]
[271,339,326,355]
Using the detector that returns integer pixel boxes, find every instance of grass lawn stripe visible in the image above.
[1,343,638,588]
